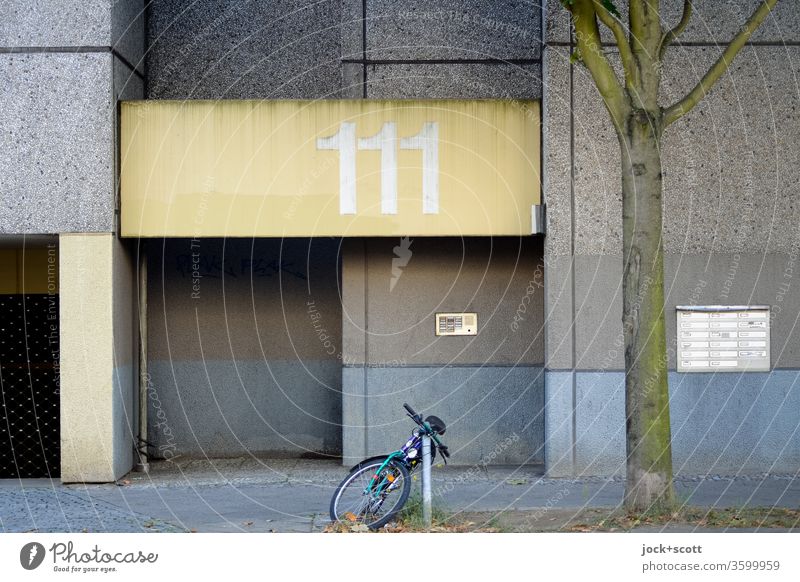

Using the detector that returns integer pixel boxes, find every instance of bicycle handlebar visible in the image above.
[402,403,417,417]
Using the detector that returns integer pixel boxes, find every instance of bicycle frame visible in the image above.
[363,420,444,497]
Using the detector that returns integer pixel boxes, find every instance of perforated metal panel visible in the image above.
[0,294,60,478]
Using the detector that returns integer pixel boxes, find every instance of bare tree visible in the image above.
[559,0,781,510]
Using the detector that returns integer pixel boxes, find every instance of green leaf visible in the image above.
[570,47,583,64]
[600,0,621,18]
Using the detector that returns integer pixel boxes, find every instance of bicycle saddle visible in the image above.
[425,415,446,435]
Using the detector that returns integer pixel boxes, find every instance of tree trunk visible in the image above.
[619,110,674,511]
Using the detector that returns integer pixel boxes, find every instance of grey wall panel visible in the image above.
[366,63,542,99]
[544,254,574,370]
[669,370,800,476]
[342,239,367,367]
[569,46,800,256]
[146,238,343,457]
[543,0,570,45]
[567,253,800,370]
[341,366,367,463]
[145,0,343,99]
[341,0,363,60]
[0,53,114,234]
[663,253,800,369]
[542,46,572,258]
[352,365,545,465]
[147,238,342,362]
[573,255,624,370]
[0,1,112,48]
[545,1,800,46]
[112,0,146,68]
[574,371,625,476]
[365,0,542,60]
[113,58,143,101]
[354,237,544,367]
[573,371,800,477]
[147,359,342,458]
[543,370,574,477]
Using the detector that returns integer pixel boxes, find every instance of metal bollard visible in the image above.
[422,434,432,529]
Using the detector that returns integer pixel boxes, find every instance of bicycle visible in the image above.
[329,403,450,529]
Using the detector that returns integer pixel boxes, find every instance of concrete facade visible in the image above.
[141,1,546,466]
[340,237,545,465]
[543,1,800,476]
[3,0,799,480]
[59,234,136,482]
[1,2,145,481]
[145,238,343,459]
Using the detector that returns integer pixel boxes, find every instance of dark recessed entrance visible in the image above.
[0,241,60,478]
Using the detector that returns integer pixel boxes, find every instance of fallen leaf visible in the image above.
[506,478,527,485]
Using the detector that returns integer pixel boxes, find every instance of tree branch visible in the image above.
[592,0,639,90]
[659,0,693,58]
[570,0,630,131]
[663,0,780,127]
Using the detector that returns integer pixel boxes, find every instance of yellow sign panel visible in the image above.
[120,100,540,237]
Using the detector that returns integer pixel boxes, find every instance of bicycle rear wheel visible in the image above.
[329,457,411,529]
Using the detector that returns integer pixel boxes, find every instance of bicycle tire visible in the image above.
[329,457,411,529]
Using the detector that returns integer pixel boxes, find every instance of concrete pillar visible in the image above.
[59,234,136,483]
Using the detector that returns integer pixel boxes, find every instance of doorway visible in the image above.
[0,238,60,478]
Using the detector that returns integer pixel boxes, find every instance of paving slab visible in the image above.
[1,460,798,533]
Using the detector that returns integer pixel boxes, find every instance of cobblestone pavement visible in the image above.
[1,460,798,533]
[0,480,181,533]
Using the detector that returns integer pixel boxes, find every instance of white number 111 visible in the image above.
[317,122,439,216]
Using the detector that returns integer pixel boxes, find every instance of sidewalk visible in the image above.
[1,459,798,533]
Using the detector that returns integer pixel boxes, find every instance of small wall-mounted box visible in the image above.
[435,313,478,336]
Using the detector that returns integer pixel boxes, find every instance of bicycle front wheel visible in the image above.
[329,457,411,529]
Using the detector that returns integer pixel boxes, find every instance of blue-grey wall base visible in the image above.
[342,365,544,466]
[545,370,800,477]
[147,360,342,459]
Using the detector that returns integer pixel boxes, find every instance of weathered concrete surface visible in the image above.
[366,63,542,99]
[146,238,343,459]
[3,460,798,533]
[365,0,542,60]
[547,370,800,478]
[544,0,800,45]
[0,53,114,233]
[341,237,546,466]
[342,365,545,465]
[145,0,342,99]
[59,234,136,483]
